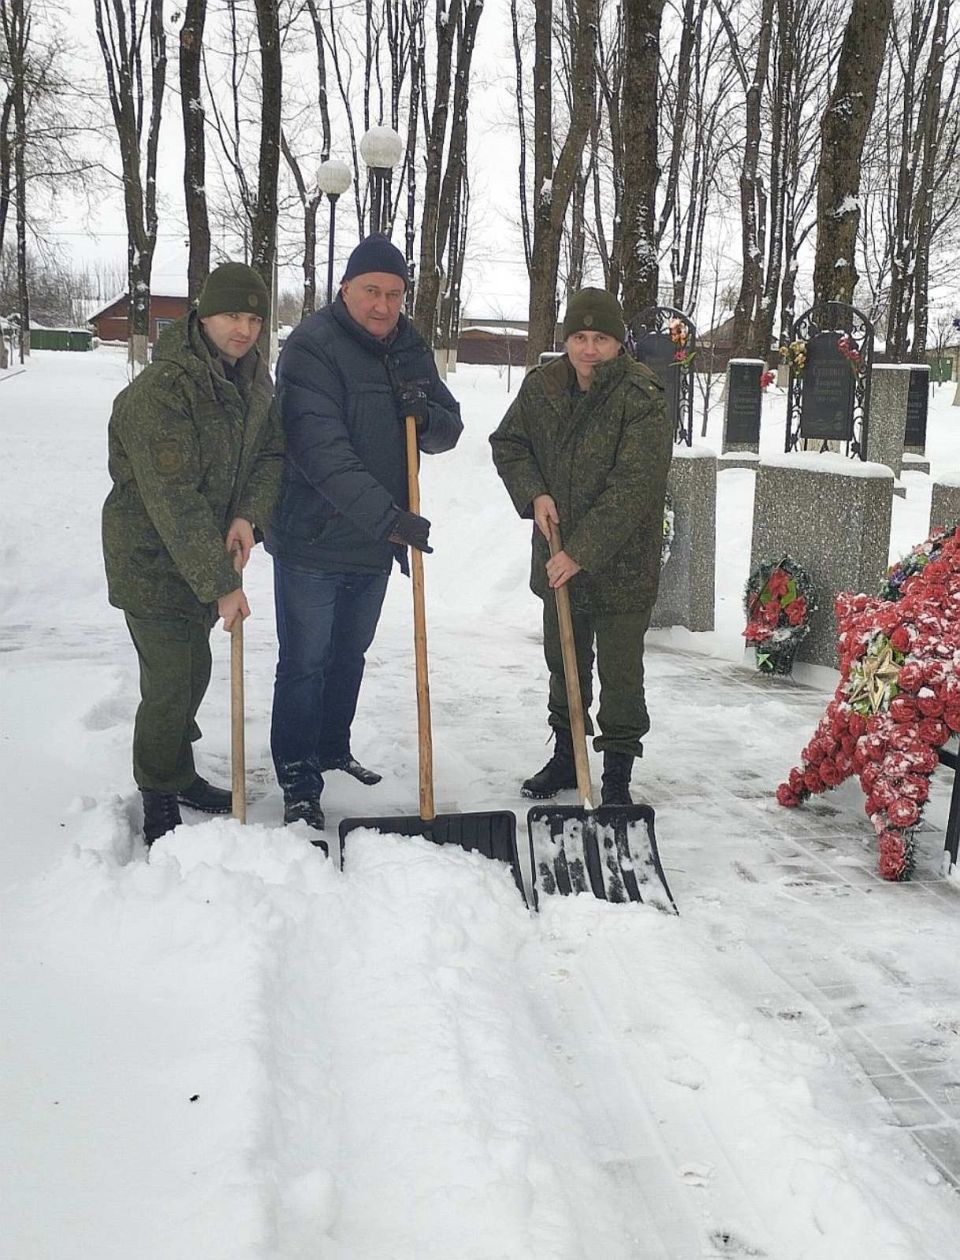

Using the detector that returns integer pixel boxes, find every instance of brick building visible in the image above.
[87,293,191,345]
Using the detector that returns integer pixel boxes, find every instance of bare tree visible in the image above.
[619,0,665,318]
[812,0,891,306]
[880,0,959,358]
[0,45,12,257]
[663,0,738,315]
[414,0,485,347]
[773,0,839,347]
[714,0,775,353]
[280,0,334,318]
[514,0,599,366]
[178,0,210,303]
[1,0,30,358]
[93,0,166,369]
[202,0,282,343]
[250,0,281,308]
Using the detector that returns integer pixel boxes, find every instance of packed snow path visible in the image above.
[3,350,959,1258]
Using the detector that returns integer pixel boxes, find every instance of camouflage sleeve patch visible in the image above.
[150,437,189,477]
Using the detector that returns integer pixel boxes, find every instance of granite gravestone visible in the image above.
[723,359,763,451]
[904,365,930,453]
[634,332,680,438]
[800,333,855,443]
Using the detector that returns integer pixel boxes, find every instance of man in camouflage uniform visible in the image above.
[490,288,672,805]
[102,262,284,846]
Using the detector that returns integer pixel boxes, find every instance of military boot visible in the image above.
[141,790,182,847]
[521,726,577,799]
[177,776,232,815]
[600,752,634,806]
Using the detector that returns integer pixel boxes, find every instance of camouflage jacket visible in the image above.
[102,312,283,620]
[489,352,672,615]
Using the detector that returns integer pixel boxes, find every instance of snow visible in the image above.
[2,351,960,1258]
[760,451,894,479]
[673,443,716,460]
[833,197,859,217]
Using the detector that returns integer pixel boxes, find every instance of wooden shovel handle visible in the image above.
[230,549,246,824]
[230,615,246,823]
[546,520,594,807]
[406,414,435,820]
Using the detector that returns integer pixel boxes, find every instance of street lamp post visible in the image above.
[359,126,404,237]
[316,159,353,306]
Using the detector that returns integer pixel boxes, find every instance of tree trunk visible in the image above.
[910,0,951,360]
[93,0,166,371]
[812,0,891,306]
[250,0,281,323]
[3,0,30,358]
[413,0,470,346]
[179,0,209,303]
[525,0,598,366]
[0,93,12,258]
[719,0,775,353]
[280,131,321,320]
[756,0,792,360]
[619,0,663,319]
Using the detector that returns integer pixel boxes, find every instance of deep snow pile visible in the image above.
[2,351,959,1259]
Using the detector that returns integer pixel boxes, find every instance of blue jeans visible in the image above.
[271,560,389,802]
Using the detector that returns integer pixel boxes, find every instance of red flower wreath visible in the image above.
[776,524,960,880]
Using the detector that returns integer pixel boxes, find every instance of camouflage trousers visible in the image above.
[124,612,213,792]
[541,597,652,758]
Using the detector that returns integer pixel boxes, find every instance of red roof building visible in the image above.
[87,294,192,345]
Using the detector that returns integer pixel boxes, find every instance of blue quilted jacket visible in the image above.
[266,297,462,572]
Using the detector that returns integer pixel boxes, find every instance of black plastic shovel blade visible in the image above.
[525,803,677,914]
[339,811,528,904]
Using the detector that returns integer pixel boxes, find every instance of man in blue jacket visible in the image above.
[267,234,463,838]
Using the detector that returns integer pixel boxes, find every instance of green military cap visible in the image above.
[197,262,269,318]
[561,287,626,344]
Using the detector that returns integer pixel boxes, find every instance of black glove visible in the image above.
[396,385,430,430]
[388,509,433,553]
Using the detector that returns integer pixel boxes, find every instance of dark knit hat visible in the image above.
[342,234,409,286]
[561,287,626,344]
[197,262,269,319]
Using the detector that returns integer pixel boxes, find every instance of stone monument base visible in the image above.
[652,446,717,632]
[902,451,931,475]
[930,478,960,533]
[750,452,893,669]
[719,450,760,472]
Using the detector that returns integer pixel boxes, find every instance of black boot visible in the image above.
[318,754,382,786]
[177,775,232,815]
[283,798,328,854]
[141,790,182,847]
[601,752,634,806]
[521,727,577,799]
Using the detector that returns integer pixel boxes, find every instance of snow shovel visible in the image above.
[338,414,525,901]
[525,521,677,914]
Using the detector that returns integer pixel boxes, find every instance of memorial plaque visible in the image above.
[725,361,762,447]
[634,331,680,436]
[904,366,929,449]
[800,332,855,441]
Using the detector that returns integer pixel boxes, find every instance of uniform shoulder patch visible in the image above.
[151,437,187,476]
